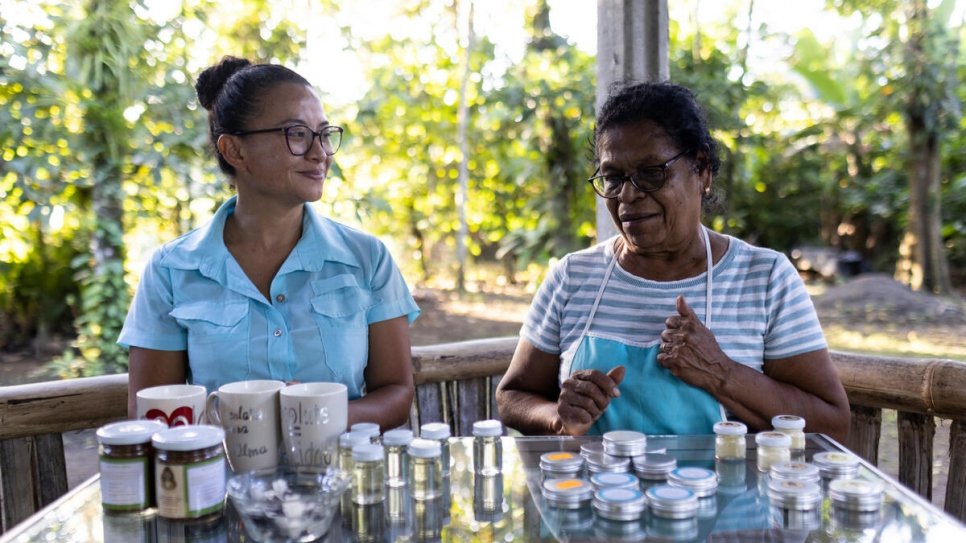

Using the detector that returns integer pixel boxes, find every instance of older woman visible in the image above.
[496,82,850,441]
[119,56,419,430]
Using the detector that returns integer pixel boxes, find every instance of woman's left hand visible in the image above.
[657,295,731,392]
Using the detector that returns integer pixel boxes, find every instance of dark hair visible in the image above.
[195,56,312,176]
[593,81,722,182]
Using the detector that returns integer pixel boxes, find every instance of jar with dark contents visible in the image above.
[152,425,226,520]
[97,419,167,513]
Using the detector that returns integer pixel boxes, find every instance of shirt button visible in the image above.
[274,329,282,337]
[276,294,285,303]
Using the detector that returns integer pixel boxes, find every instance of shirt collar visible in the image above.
[293,202,360,272]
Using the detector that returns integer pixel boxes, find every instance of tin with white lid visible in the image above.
[667,466,718,498]
[769,461,821,485]
[585,452,631,474]
[593,487,647,521]
[632,453,677,481]
[645,484,699,519]
[768,479,822,510]
[829,478,884,512]
[542,478,594,509]
[539,451,584,479]
[590,472,639,491]
[602,430,647,457]
[812,451,860,479]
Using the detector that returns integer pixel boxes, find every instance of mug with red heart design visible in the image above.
[136,384,207,427]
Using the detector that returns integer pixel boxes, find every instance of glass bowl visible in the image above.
[227,466,350,542]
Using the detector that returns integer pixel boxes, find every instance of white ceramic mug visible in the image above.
[280,382,348,467]
[206,379,285,473]
[136,384,207,427]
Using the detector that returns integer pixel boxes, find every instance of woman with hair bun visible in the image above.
[120,56,419,431]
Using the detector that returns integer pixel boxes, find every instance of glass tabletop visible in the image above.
[2,434,963,542]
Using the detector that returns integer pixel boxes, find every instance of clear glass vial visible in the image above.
[592,487,647,521]
[632,452,677,488]
[667,466,718,498]
[472,419,503,476]
[755,431,792,472]
[771,415,806,458]
[419,422,451,477]
[602,430,647,457]
[339,431,371,472]
[539,451,584,480]
[382,428,413,488]
[645,484,699,520]
[351,422,381,443]
[408,438,443,500]
[352,443,386,504]
[713,421,748,459]
[542,477,594,510]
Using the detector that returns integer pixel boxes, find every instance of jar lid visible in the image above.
[645,484,699,519]
[382,428,414,446]
[580,441,604,458]
[713,421,748,436]
[539,451,584,472]
[542,478,593,506]
[771,414,806,430]
[420,422,451,440]
[350,422,380,439]
[812,452,860,476]
[151,424,224,451]
[829,478,884,511]
[97,420,167,446]
[593,487,646,519]
[770,461,821,483]
[584,452,631,473]
[768,479,822,510]
[755,431,792,448]
[352,442,384,462]
[590,472,639,490]
[339,430,370,449]
[602,431,647,457]
[632,453,677,478]
[667,467,718,496]
[407,438,441,458]
[472,419,503,437]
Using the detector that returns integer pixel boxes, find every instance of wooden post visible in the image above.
[847,404,882,465]
[594,0,668,242]
[897,411,935,500]
[945,419,966,520]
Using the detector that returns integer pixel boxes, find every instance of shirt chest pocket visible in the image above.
[169,300,252,384]
[309,277,371,388]
[169,301,250,338]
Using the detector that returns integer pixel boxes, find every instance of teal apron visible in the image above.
[561,227,725,435]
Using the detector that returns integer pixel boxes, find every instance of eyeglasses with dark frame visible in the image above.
[587,148,692,199]
[230,124,344,156]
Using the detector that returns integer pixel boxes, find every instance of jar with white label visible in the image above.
[713,421,748,459]
[419,422,451,477]
[771,415,806,460]
[152,425,226,520]
[97,419,167,513]
[755,431,792,472]
[539,451,584,480]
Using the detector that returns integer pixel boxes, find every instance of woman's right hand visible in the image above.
[556,366,626,435]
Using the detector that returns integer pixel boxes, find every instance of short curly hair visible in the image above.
[593,81,721,179]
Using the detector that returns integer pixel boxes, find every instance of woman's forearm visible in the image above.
[348,383,415,432]
[496,390,562,436]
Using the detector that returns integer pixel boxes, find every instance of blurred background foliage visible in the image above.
[0,0,963,376]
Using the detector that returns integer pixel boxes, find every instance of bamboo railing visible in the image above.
[2,337,965,533]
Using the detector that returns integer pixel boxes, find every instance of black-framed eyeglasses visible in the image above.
[587,149,692,198]
[231,124,344,156]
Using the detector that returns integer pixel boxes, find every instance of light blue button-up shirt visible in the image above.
[118,196,419,398]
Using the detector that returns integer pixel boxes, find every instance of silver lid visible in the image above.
[768,479,822,510]
[539,451,584,474]
[542,478,593,508]
[580,441,604,459]
[645,484,699,519]
[602,431,647,457]
[812,451,860,478]
[829,478,884,512]
[667,467,718,497]
[589,472,639,491]
[592,487,646,520]
[769,461,821,484]
[585,452,631,473]
[632,453,677,478]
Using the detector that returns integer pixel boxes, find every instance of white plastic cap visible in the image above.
[420,422,451,440]
[771,415,806,430]
[408,438,442,458]
[713,421,748,436]
[755,431,792,448]
[472,419,503,437]
[382,428,414,446]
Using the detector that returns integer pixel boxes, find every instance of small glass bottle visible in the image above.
[602,430,647,458]
[419,422,451,477]
[351,422,381,443]
[408,438,443,500]
[472,419,503,476]
[755,431,792,472]
[352,443,385,504]
[382,428,413,488]
[771,415,806,460]
[713,421,748,459]
[339,431,371,472]
[97,419,167,513]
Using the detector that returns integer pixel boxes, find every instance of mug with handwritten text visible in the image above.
[280,382,348,467]
[206,380,285,473]
[136,384,207,427]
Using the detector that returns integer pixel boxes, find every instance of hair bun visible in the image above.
[195,56,251,110]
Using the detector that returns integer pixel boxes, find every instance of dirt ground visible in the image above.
[2,275,964,507]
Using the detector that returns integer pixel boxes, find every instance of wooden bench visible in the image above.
[2,337,965,533]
